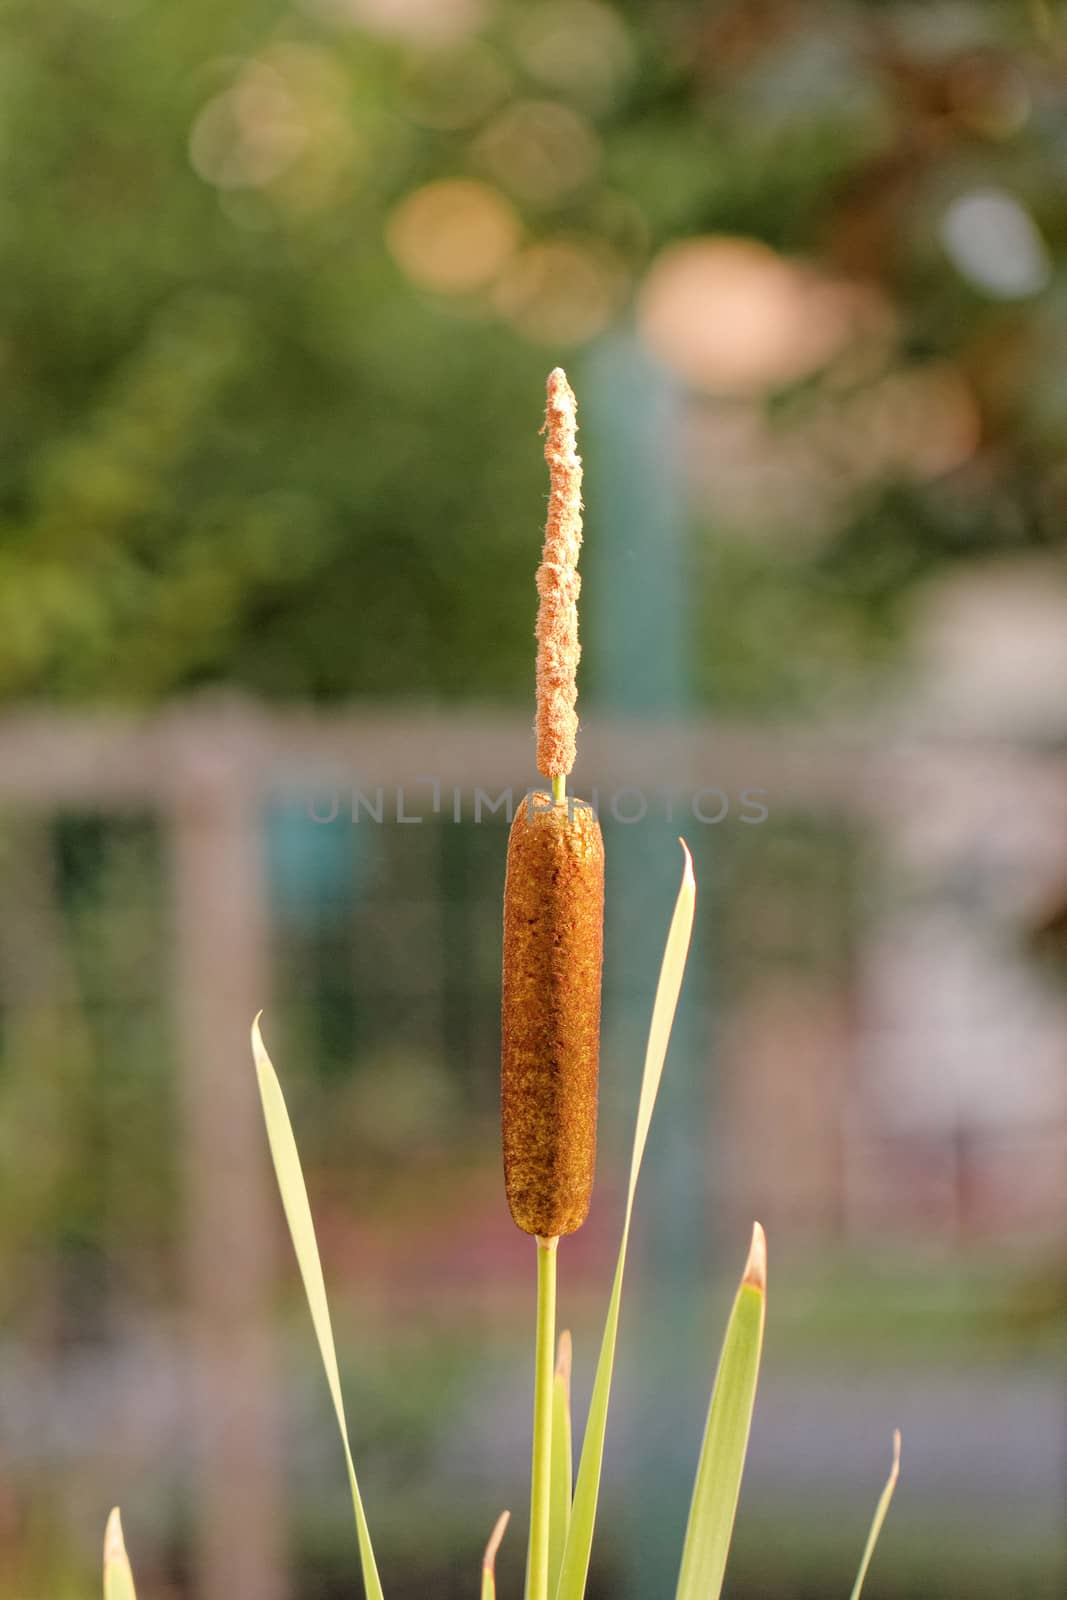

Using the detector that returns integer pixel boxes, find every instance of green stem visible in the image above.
[526,1235,558,1600]
[551,775,566,804]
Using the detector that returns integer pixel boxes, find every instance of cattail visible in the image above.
[502,370,604,1239]
[502,792,604,1236]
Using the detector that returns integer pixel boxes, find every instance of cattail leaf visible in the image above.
[849,1431,902,1600]
[103,1508,136,1600]
[624,843,697,1213]
[674,1225,767,1600]
[547,1330,573,1597]
[554,843,697,1600]
[252,1017,385,1600]
[481,1510,510,1600]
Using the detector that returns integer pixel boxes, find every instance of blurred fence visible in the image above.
[0,699,1065,1597]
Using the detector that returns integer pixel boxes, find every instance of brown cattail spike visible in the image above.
[536,368,583,781]
[502,793,604,1236]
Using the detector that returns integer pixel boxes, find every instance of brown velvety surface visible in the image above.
[501,792,604,1237]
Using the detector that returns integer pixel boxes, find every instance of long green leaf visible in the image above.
[481,1510,510,1600]
[554,842,697,1600]
[252,1017,385,1600]
[674,1225,767,1600]
[547,1329,573,1598]
[103,1508,136,1600]
[849,1431,902,1600]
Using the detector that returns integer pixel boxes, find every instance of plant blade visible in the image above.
[554,842,697,1600]
[547,1330,573,1597]
[482,1510,510,1600]
[103,1508,136,1600]
[252,1016,385,1600]
[674,1224,767,1600]
[849,1431,902,1600]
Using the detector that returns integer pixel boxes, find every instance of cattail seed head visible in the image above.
[502,793,604,1237]
[536,368,583,781]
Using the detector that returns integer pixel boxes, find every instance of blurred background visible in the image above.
[1,1,1065,1596]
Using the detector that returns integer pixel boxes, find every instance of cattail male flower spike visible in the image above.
[502,371,604,1239]
[535,367,583,782]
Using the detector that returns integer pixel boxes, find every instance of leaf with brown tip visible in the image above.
[482,1510,511,1600]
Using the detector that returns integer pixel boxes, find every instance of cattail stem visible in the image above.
[552,775,566,804]
[526,1234,558,1600]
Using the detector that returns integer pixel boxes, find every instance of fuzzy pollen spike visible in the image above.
[536,367,583,781]
[742,1221,767,1292]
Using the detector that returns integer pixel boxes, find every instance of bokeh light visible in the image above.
[190,62,308,191]
[511,0,634,111]
[189,47,357,212]
[941,188,1051,299]
[385,177,521,294]
[638,237,888,395]
[493,235,628,345]
[472,99,600,206]
[304,0,485,45]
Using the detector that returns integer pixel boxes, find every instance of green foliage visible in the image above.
[253,1016,385,1600]
[546,1333,572,1599]
[2,3,1064,711]
[553,843,696,1600]
[103,1509,136,1600]
[850,1433,903,1600]
[675,1262,766,1600]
